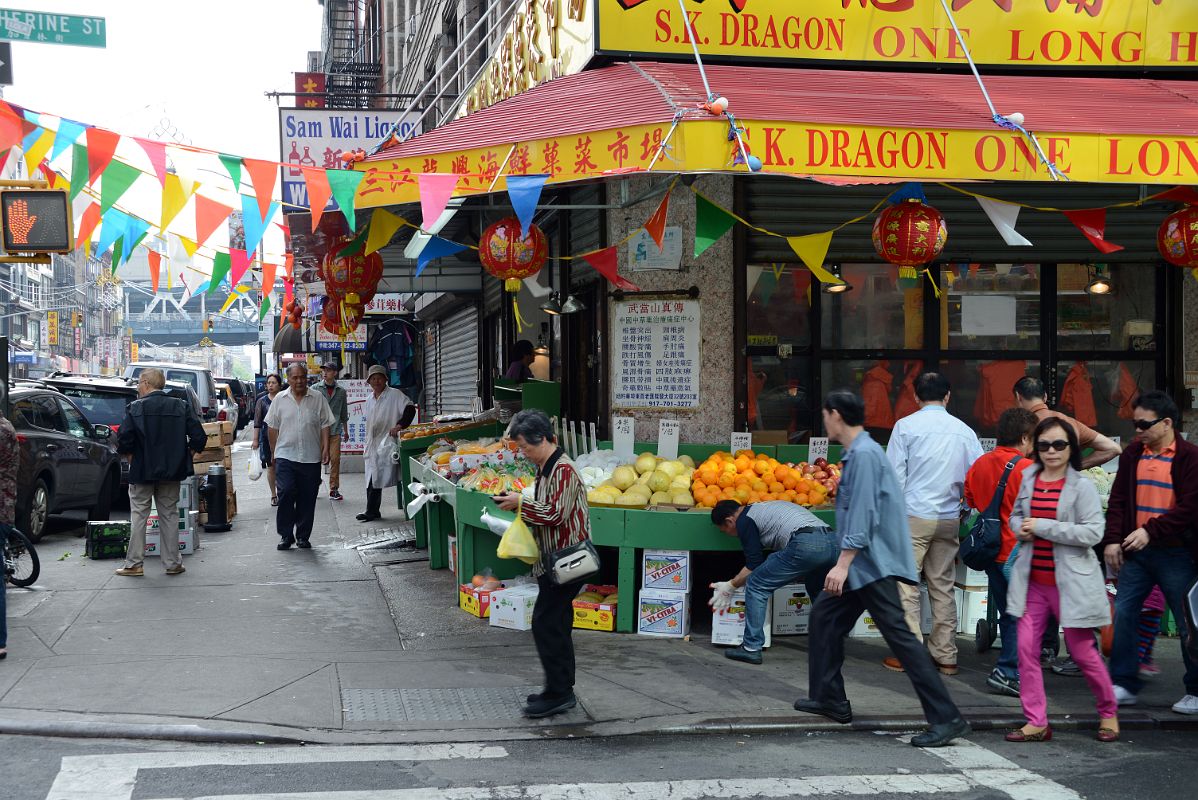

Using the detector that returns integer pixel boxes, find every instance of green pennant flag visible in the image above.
[336,224,370,258]
[258,293,271,321]
[209,252,231,293]
[694,193,737,258]
[69,143,88,202]
[99,160,140,215]
[327,169,366,230]
[219,153,242,190]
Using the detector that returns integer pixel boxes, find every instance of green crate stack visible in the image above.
[85,521,130,560]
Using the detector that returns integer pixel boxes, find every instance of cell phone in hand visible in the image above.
[490,494,503,503]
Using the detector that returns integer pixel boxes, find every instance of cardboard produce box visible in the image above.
[145,521,196,556]
[572,584,618,632]
[957,588,989,635]
[850,611,883,638]
[712,589,772,647]
[459,584,502,618]
[638,588,690,638]
[85,521,130,560]
[955,558,989,590]
[178,476,199,511]
[489,584,539,631]
[642,549,690,591]
[201,422,223,449]
[447,535,458,577]
[771,584,813,635]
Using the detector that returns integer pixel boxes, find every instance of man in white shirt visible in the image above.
[886,372,984,675]
[265,363,336,550]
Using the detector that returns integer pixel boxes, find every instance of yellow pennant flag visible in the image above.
[218,285,250,315]
[365,209,405,255]
[786,231,842,286]
[23,128,55,175]
[177,236,199,257]
[160,172,198,234]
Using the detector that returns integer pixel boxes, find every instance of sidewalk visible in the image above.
[1,442,1194,744]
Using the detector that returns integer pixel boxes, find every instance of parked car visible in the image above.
[216,376,252,430]
[162,380,205,422]
[213,382,238,425]
[40,374,136,489]
[123,362,218,421]
[5,384,123,542]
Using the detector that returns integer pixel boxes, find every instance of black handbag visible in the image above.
[958,456,1021,571]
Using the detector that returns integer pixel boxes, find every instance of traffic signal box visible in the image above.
[0,189,74,253]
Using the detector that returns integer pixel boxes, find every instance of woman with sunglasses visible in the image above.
[1006,417,1118,743]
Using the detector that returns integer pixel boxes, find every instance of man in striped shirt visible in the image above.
[1103,391,1198,715]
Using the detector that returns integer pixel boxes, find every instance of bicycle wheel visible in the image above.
[5,528,40,588]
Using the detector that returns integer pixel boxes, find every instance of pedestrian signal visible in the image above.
[1,189,73,253]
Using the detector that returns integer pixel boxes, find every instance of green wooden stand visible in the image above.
[494,379,562,418]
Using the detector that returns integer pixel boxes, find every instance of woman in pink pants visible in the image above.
[1006,417,1118,743]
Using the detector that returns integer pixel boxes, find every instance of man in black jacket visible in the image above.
[115,368,207,577]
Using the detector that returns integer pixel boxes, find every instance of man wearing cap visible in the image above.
[360,365,416,522]
[319,360,350,501]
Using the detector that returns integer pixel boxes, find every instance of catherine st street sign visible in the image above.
[0,8,106,48]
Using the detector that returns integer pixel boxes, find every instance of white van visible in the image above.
[123,362,219,421]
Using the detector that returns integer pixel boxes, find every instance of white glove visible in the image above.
[709,581,735,615]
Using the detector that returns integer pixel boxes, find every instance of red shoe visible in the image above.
[1005,726,1052,742]
[882,657,905,672]
[1096,726,1119,742]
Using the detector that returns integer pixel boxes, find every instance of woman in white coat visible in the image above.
[357,365,415,522]
[1006,417,1118,743]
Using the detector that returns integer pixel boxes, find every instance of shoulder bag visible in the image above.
[958,456,1021,571]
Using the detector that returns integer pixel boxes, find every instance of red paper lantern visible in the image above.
[872,199,948,268]
[320,239,384,306]
[1157,206,1198,268]
[479,216,548,292]
[320,299,363,337]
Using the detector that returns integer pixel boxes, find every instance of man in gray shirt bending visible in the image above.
[710,500,838,665]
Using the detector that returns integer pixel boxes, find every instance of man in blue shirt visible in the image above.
[794,390,970,748]
[709,500,838,665]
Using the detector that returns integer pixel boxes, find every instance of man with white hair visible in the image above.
[265,363,335,549]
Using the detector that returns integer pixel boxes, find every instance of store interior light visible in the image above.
[534,332,549,355]
[821,264,853,294]
[1087,264,1112,295]
[540,293,563,315]
[560,294,586,314]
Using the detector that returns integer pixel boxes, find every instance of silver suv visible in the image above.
[123,362,219,421]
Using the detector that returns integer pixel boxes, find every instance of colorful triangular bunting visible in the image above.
[506,174,548,237]
[243,158,278,221]
[1063,208,1124,254]
[644,191,670,250]
[51,119,86,161]
[241,194,278,256]
[99,160,140,215]
[68,143,88,202]
[786,231,842,285]
[694,193,736,258]
[418,173,459,231]
[160,172,196,234]
[194,195,234,246]
[229,248,252,286]
[582,246,639,291]
[416,236,467,277]
[365,209,405,255]
[84,127,120,184]
[148,250,162,293]
[302,167,333,230]
[209,251,231,293]
[22,127,54,175]
[135,137,169,186]
[327,169,365,229]
[976,196,1032,247]
[218,154,242,190]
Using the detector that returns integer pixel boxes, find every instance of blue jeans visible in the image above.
[1109,546,1198,696]
[743,530,839,651]
[984,561,1019,678]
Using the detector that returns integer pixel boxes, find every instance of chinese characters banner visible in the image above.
[613,299,701,410]
[342,379,370,454]
[597,0,1192,70]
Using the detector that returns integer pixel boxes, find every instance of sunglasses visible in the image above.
[1036,439,1070,453]
[1133,418,1166,431]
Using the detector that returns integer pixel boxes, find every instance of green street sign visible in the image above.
[0,8,106,48]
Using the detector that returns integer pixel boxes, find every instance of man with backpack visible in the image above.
[964,407,1039,697]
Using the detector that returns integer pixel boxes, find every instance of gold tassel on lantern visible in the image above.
[512,297,529,334]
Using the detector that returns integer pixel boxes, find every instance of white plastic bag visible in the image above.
[377,434,398,464]
[247,453,262,482]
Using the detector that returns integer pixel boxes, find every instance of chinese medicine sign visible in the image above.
[341,379,370,455]
[364,293,406,315]
[613,299,700,410]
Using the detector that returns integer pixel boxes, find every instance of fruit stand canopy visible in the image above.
[354,61,1198,209]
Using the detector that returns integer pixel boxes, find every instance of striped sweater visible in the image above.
[519,449,592,577]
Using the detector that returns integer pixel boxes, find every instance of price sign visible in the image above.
[979,438,997,453]
[613,416,635,461]
[1104,436,1121,473]
[658,420,681,460]
[809,437,829,463]
[730,431,753,455]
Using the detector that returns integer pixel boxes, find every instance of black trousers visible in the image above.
[808,577,961,725]
[365,481,383,516]
[275,459,321,543]
[532,574,583,698]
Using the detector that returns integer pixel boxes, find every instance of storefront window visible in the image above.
[1054,359,1155,443]
[746,265,811,348]
[820,359,927,444]
[749,355,813,442]
[939,359,1041,437]
[941,263,1041,351]
[822,263,923,350]
[1056,264,1156,352]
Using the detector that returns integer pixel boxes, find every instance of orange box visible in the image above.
[572,584,618,632]
[459,584,501,618]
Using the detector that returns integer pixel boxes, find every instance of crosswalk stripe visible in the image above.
[918,738,1084,800]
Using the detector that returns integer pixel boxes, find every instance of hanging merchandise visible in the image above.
[894,361,922,421]
[1157,206,1198,268]
[1059,362,1098,428]
[320,237,384,307]
[479,216,548,333]
[367,317,419,391]
[862,361,895,431]
[872,199,947,287]
[974,360,1028,430]
[1113,363,1139,420]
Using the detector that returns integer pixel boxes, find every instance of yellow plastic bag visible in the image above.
[497,500,539,565]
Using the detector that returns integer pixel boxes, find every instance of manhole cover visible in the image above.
[341,686,541,721]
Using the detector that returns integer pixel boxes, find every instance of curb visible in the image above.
[0,718,306,745]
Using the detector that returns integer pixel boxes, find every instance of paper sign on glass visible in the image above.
[979,438,997,453]
[731,431,753,454]
[961,295,1018,337]
[658,420,681,460]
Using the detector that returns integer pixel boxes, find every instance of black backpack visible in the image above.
[958,456,1021,571]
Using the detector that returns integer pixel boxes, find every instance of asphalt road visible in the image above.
[2,728,1195,800]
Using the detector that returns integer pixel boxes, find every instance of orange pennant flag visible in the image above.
[194,195,234,246]
[0,103,23,151]
[85,127,121,184]
[148,250,162,293]
[644,191,670,250]
[75,203,102,251]
[283,253,294,281]
[243,158,278,221]
[302,168,333,230]
[260,260,278,293]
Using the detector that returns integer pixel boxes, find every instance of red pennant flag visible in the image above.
[1153,186,1198,206]
[38,162,58,187]
[643,191,670,250]
[135,137,169,186]
[75,203,102,250]
[302,168,333,230]
[582,246,640,291]
[85,127,121,184]
[283,277,294,311]
[1063,209,1124,254]
[230,248,252,285]
[148,250,162,293]
[243,158,278,221]
[195,195,234,246]
[0,104,23,151]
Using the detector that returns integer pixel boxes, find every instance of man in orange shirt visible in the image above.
[1014,377,1121,469]
[964,408,1038,697]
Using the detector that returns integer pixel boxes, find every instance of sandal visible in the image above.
[1005,725,1052,742]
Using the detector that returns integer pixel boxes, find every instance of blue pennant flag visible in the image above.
[51,119,87,162]
[887,182,927,204]
[116,215,152,266]
[506,174,549,237]
[416,236,467,277]
[241,194,278,257]
[93,209,131,257]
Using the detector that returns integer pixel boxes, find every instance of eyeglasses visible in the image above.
[1036,439,1070,452]
[1133,418,1166,431]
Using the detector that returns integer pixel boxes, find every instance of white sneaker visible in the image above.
[1172,694,1198,715]
[1113,685,1139,706]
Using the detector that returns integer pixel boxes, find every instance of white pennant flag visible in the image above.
[976,196,1033,247]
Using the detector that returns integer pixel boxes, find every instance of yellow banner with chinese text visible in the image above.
[595,0,1197,70]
